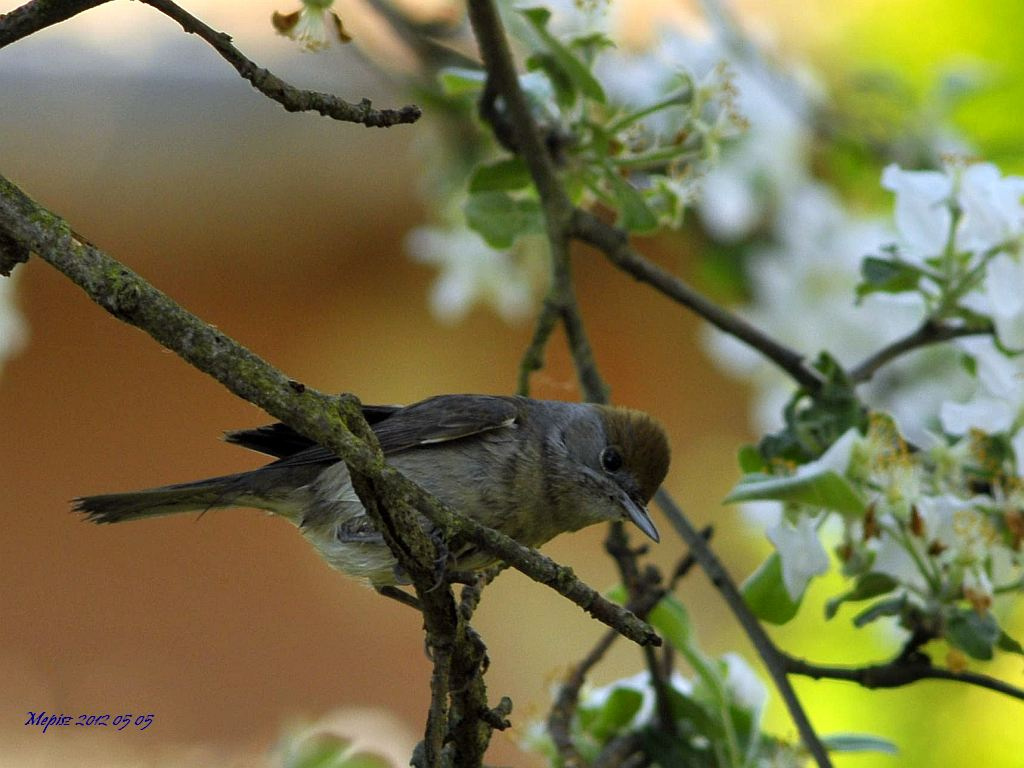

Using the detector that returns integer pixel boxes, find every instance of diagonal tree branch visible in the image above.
[0,0,109,46]
[0,0,421,127]
[655,490,834,768]
[570,209,824,394]
[462,1,832,764]
[0,171,659,650]
[780,650,1024,702]
[848,317,994,383]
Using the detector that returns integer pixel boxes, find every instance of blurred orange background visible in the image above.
[2,1,1023,766]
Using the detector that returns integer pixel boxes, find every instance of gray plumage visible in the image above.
[74,395,670,586]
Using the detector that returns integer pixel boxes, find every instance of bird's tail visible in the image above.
[74,471,277,524]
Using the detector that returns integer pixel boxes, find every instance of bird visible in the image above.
[74,394,671,587]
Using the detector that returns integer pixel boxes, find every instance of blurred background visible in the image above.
[2,0,1023,765]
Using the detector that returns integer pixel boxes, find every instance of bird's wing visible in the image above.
[224,404,402,459]
[223,395,518,467]
[371,395,518,453]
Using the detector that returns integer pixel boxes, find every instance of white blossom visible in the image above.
[881,164,952,262]
[962,253,1024,350]
[956,162,1024,252]
[702,182,944,439]
[406,226,547,323]
[722,652,766,717]
[871,534,928,593]
[940,337,1023,439]
[272,0,348,52]
[581,670,692,729]
[0,273,28,377]
[766,515,829,600]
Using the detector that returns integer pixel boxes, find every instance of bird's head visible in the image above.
[556,404,671,542]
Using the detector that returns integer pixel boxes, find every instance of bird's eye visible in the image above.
[600,446,623,473]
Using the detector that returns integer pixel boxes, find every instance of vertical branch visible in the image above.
[464,3,833,764]
[605,524,677,744]
[655,490,833,768]
[518,298,560,396]
[551,234,610,403]
[467,0,607,404]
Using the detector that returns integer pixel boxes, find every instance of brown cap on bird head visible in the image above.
[597,405,671,540]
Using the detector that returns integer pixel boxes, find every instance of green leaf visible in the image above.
[737,444,766,474]
[822,733,899,755]
[519,7,606,103]
[438,66,486,96]
[285,734,351,768]
[526,52,577,108]
[947,609,1000,660]
[463,191,544,248]
[641,727,711,767]
[468,157,533,192]
[725,469,865,516]
[648,592,696,652]
[741,553,801,624]
[607,173,659,233]
[338,753,392,768]
[757,353,867,465]
[583,687,644,741]
[648,595,722,694]
[666,688,721,738]
[998,630,1024,655]
[856,256,923,299]
[852,596,906,628]
[824,572,899,620]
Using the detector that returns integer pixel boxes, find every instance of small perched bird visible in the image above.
[75,395,670,586]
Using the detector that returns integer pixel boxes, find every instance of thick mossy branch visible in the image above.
[0,171,658,648]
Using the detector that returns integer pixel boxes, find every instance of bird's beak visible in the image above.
[622,495,660,543]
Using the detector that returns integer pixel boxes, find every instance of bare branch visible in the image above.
[849,317,994,384]
[465,0,572,219]
[571,210,825,394]
[140,0,420,127]
[0,0,109,48]
[654,490,833,768]
[517,297,560,396]
[548,532,710,768]
[466,0,609,403]
[0,0,420,127]
[781,651,1024,702]
[463,3,828,763]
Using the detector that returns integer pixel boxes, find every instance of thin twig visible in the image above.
[0,0,420,127]
[571,209,824,394]
[548,535,709,768]
[558,275,610,403]
[780,651,1024,702]
[591,732,647,768]
[655,490,833,768]
[0,0,110,47]
[849,317,994,383]
[548,626,620,768]
[465,0,572,219]
[606,524,677,743]
[466,0,608,403]
[517,296,561,396]
[462,4,828,765]
[140,0,420,127]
